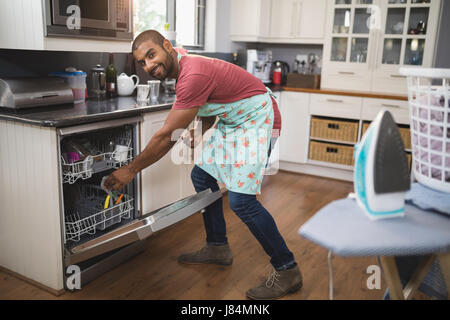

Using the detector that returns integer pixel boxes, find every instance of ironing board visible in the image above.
[298,197,450,300]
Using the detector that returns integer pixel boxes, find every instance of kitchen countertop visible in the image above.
[282,87,408,101]
[0,95,176,128]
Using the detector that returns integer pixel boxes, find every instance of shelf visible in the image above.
[310,137,357,146]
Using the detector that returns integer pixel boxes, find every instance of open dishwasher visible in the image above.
[57,116,221,289]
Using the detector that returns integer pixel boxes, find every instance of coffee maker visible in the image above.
[246,49,272,84]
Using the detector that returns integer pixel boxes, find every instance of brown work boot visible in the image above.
[178,244,233,266]
[246,265,303,300]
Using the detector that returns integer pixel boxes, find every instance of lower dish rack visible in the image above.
[65,185,134,242]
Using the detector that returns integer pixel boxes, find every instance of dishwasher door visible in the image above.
[65,188,222,266]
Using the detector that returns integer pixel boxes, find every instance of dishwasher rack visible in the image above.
[61,137,133,184]
[65,185,134,242]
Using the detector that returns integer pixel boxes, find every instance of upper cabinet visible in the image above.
[321,0,442,95]
[230,0,327,44]
[0,0,132,52]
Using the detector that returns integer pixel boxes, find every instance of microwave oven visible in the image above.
[44,0,133,41]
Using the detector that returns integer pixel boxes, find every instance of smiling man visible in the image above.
[104,30,302,300]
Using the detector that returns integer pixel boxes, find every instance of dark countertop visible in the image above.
[0,95,176,128]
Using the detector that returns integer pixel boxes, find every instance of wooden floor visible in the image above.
[1,171,394,300]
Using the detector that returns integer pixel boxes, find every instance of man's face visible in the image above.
[133,39,175,80]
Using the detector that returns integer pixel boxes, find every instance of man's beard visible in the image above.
[151,48,174,80]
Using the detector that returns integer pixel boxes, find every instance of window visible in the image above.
[133,0,205,50]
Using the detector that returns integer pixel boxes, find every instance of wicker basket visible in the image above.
[309,141,355,166]
[361,122,411,150]
[310,117,359,143]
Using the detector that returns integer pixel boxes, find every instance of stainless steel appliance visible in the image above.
[57,117,221,288]
[0,77,74,109]
[44,0,133,41]
[247,49,272,84]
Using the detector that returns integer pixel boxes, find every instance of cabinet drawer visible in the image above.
[362,122,411,150]
[310,117,359,143]
[362,98,410,125]
[310,94,362,119]
[309,141,355,166]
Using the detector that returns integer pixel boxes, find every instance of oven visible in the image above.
[57,117,221,289]
[44,0,133,41]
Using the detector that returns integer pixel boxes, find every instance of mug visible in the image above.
[113,145,129,162]
[136,84,150,102]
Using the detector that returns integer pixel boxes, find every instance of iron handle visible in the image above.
[339,71,355,75]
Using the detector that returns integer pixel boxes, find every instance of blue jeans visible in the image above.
[190,165,297,270]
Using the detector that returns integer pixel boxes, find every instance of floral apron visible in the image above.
[177,53,276,195]
[195,90,276,195]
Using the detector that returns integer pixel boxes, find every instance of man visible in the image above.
[104,30,302,300]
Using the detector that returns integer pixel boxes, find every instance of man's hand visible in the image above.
[103,166,136,191]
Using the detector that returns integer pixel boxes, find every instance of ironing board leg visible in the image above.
[379,256,405,300]
[438,253,450,300]
[403,254,435,300]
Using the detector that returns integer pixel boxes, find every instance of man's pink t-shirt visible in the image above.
[172,55,281,133]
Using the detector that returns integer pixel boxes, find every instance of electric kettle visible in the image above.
[271,61,290,85]
[117,73,140,96]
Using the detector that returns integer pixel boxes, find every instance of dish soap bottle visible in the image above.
[106,53,117,98]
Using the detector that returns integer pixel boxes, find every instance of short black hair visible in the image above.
[132,30,165,52]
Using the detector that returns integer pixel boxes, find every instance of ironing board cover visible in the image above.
[298,198,450,256]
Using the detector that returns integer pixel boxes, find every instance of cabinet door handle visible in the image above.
[339,71,355,75]
[291,1,297,37]
[390,74,406,79]
[327,99,344,103]
[297,1,303,37]
[381,103,401,109]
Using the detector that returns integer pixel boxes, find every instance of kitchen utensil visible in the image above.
[90,65,106,98]
[104,194,111,209]
[162,78,176,95]
[148,80,161,102]
[136,84,150,102]
[113,144,129,162]
[353,110,410,220]
[271,60,290,85]
[117,73,139,96]
[115,194,124,205]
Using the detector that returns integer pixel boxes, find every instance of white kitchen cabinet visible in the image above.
[269,0,327,43]
[230,0,272,42]
[309,93,362,120]
[278,91,310,163]
[0,120,63,292]
[230,0,327,44]
[361,97,409,125]
[140,111,196,213]
[0,0,132,52]
[321,0,442,95]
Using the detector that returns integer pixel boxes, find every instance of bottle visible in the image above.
[106,53,117,98]
[273,62,282,85]
[232,52,239,66]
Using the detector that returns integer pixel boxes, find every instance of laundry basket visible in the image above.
[399,67,450,193]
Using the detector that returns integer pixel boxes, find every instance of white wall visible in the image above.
[204,0,243,53]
